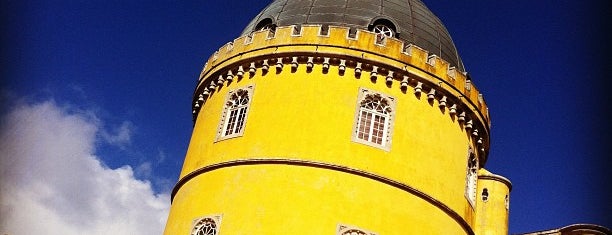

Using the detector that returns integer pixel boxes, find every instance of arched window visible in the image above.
[465,150,478,207]
[254,18,276,36]
[357,94,391,144]
[369,19,397,44]
[482,188,489,202]
[337,224,377,235]
[352,89,395,150]
[223,90,249,135]
[216,85,254,141]
[372,24,394,38]
[255,18,275,31]
[191,217,218,235]
[342,229,367,235]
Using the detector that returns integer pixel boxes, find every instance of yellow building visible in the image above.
[164,0,512,234]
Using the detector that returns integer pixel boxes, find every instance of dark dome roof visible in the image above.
[241,0,465,72]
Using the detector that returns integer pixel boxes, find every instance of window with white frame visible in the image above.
[216,85,254,141]
[352,88,395,150]
[465,149,478,207]
[337,224,377,235]
[191,215,222,235]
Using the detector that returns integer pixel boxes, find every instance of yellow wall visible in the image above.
[164,26,508,235]
[166,165,468,234]
[475,169,511,235]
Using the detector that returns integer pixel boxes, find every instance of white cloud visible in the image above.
[101,121,134,149]
[135,161,153,179]
[0,100,169,235]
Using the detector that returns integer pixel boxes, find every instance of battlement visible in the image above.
[192,25,492,161]
[197,25,490,129]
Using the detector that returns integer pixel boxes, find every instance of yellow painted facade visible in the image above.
[475,169,512,235]
[163,24,512,235]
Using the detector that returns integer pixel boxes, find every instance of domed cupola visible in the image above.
[241,0,465,72]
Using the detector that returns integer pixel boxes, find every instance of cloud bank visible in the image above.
[0,101,169,235]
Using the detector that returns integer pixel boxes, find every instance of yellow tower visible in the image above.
[164,0,512,234]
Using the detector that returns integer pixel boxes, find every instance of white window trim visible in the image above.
[337,224,378,235]
[191,214,222,235]
[215,85,254,142]
[465,148,478,208]
[351,88,396,151]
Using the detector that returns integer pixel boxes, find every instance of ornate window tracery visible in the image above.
[337,224,377,235]
[369,19,397,44]
[191,217,219,235]
[342,229,368,235]
[352,88,395,150]
[372,24,394,38]
[216,86,254,141]
[254,18,276,37]
[465,149,478,207]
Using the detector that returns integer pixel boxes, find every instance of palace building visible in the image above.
[162,1,610,234]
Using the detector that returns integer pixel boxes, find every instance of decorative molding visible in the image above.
[191,214,222,235]
[215,85,255,142]
[478,173,513,191]
[191,53,490,162]
[337,224,377,235]
[197,26,488,118]
[171,158,476,235]
[191,25,492,163]
[351,88,396,151]
[465,148,478,209]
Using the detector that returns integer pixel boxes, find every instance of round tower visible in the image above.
[164,1,510,234]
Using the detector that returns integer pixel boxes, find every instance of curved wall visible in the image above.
[164,26,490,234]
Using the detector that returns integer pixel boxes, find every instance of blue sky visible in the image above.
[1,0,609,234]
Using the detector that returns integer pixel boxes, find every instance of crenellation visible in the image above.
[266,27,276,39]
[427,54,438,66]
[291,25,302,36]
[448,66,457,79]
[244,33,253,44]
[317,24,330,36]
[194,25,491,136]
